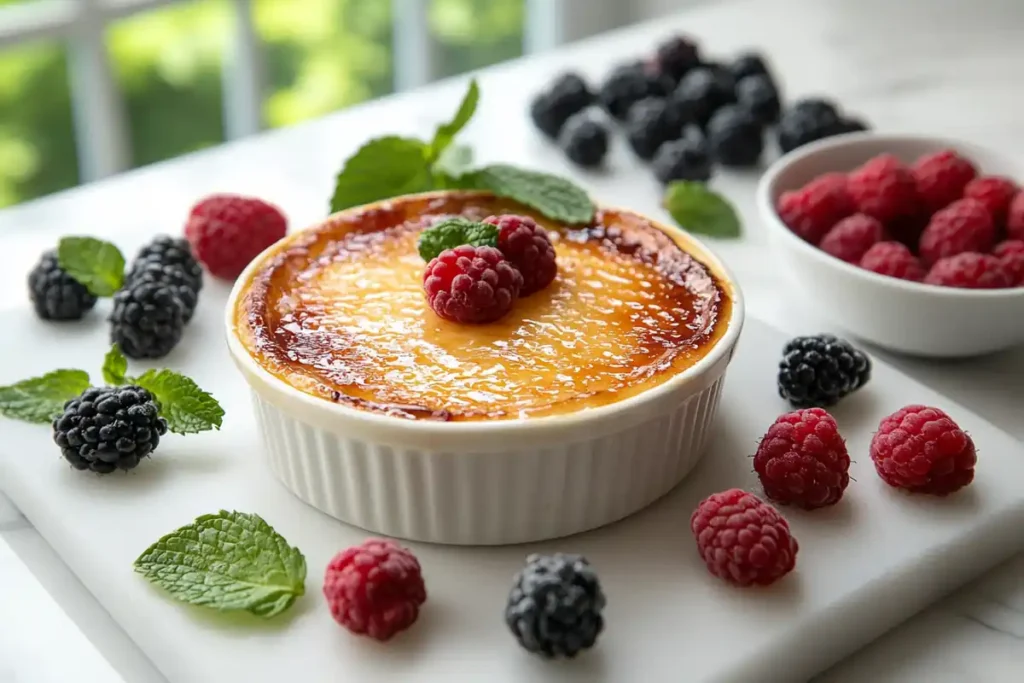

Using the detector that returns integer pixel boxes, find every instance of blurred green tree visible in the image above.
[0,0,523,209]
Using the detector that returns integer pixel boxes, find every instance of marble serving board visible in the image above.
[2,296,1024,683]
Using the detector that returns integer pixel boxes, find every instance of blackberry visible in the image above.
[652,128,712,184]
[529,72,594,139]
[668,67,735,129]
[778,334,872,408]
[625,97,683,160]
[793,97,840,122]
[736,74,781,125]
[706,105,764,167]
[777,101,843,154]
[505,553,605,659]
[729,52,771,83]
[560,112,609,168]
[109,281,185,359]
[125,261,199,323]
[52,385,167,474]
[598,63,671,121]
[653,35,701,83]
[27,250,97,321]
[131,235,203,291]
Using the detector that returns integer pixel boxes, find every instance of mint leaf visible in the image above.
[663,181,742,239]
[417,217,499,261]
[468,164,594,224]
[102,345,128,386]
[432,143,474,185]
[428,78,479,161]
[133,369,223,435]
[0,370,90,423]
[134,511,306,618]
[329,136,434,214]
[57,237,125,297]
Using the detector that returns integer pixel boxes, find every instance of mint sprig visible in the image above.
[329,136,433,213]
[428,79,479,162]
[663,182,742,239]
[464,165,595,224]
[328,78,595,223]
[132,368,223,435]
[0,345,224,435]
[134,511,306,618]
[417,218,499,261]
[57,236,125,297]
[0,369,91,423]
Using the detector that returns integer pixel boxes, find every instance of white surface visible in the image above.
[2,0,1024,680]
[758,133,1024,358]
[224,195,741,545]
[3,300,1024,682]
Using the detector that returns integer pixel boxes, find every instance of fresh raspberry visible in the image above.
[847,154,920,224]
[322,539,427,641]
[924,252,1011,289]
[1007,192,1024,241]
[483,214,558,296]
[918,198,996,266]
[690,489,799,587]
[753,408,850,509]
[184,194,287,280]
[423,245,523,323]
[819,213,887,263]
[910,149,977,214]
[993,240,1024,286]
[870,405,977,495]
[859,241,926,281]
[963,176,1018,226]
[776,173,854,245]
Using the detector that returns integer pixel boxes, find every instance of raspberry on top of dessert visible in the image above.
[235,192,732,421]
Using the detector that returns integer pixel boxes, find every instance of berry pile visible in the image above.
[528,34,869,184]
[776,149,1024,288]
[421,214,558,324]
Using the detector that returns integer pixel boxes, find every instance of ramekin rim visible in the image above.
[223,189,746,436]
[757,131,1024,299]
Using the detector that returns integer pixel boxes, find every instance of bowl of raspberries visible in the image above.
[758,132,1024,358]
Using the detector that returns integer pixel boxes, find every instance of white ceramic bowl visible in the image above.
[225,191,744,546]
[758,132,1024,358]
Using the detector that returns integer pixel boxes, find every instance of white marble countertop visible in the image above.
[2,0,1024,680]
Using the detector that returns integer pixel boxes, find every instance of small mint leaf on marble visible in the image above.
[132,369,223,435]
[102,344,128,386]
[0,369,91,424]
[428,78,479,162]
[134,511,306,618]
[466,164,595,224]
[662,181,742,239]
[417,217,499,261]
[57,236,125,297]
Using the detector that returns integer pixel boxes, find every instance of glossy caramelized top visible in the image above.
[235,192,732,421]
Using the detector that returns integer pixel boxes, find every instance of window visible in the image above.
[0,0,622,209]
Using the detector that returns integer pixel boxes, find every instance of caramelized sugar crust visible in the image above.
[236,192,731,421]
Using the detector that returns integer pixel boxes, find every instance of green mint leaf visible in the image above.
[432,143,475,185]
[57,236,125,297]
[329,136,434,214]
[133,369,224,435]
[102,345,128,386]
[0,370,91,424]
[417,217,499,261]
[468,164,595,224]
[663,181,742,239]
[428,78,479,162]
[134,510,306,618]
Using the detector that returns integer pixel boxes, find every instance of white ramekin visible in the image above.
[225,192,745,546]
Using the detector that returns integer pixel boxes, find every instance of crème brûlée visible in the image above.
[233,191,734,422]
